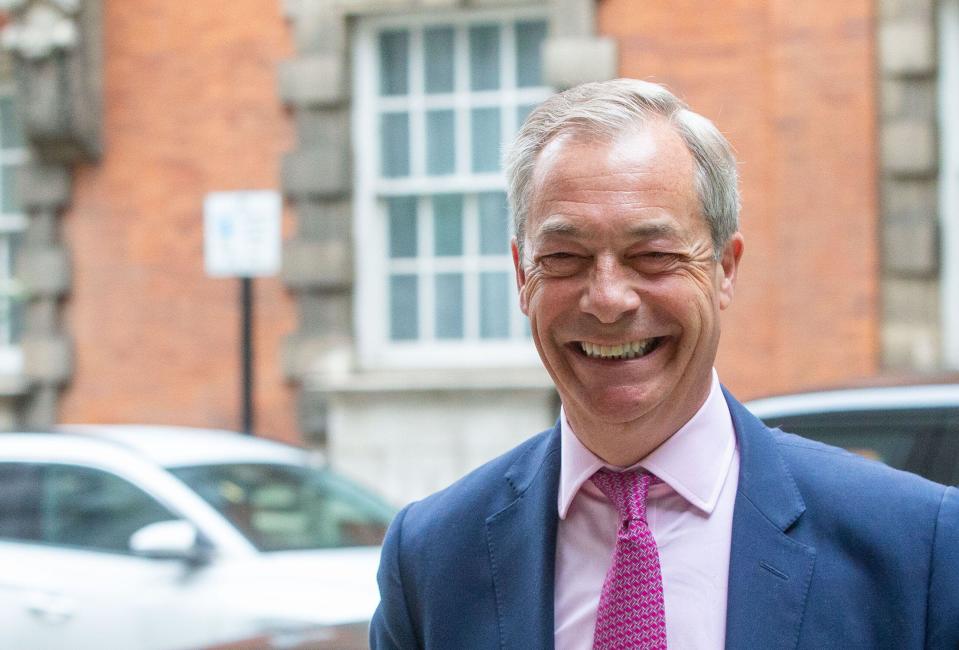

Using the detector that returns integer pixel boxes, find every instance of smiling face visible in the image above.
[512,121,743,464]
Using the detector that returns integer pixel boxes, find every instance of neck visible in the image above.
[565,380,714,468]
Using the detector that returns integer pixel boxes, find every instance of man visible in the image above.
[370,79,959,649]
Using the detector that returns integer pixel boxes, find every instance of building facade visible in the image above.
[0,0,953,503]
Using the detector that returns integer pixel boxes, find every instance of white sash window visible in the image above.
[353,9,551,368]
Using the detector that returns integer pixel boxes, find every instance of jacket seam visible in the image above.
[923,486,948,649]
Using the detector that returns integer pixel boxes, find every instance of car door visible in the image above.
[0,461,206,650]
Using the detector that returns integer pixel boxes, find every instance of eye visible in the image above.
[630,251,679,273]
[537,252,587,276]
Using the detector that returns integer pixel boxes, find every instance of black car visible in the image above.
[746,382,959,486]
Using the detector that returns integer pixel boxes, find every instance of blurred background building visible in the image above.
[0,0,954,503]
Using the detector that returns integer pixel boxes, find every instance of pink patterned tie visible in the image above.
[590,468,667,650]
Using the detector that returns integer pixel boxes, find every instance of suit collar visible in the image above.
[486,424,561,650]
[723,388,815,650]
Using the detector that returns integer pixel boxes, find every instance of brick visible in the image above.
[278,54,347,107]
[543,37,617,89]
[879,20,934,76]
[281,238,352,289]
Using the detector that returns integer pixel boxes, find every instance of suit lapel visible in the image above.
[723,390,816,650]
[485,425,561,650]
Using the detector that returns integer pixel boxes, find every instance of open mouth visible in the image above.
[576,337,665,360]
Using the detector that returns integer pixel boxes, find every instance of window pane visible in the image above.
[0,95,22,149]
[1,164,18,213]
[390,274,418,340]
[515,21,547,87]
[0,463,42,542]
[479,191,509,254]
[517,103,537,131]
[387,196,417,258]
[471,108,501,173]
[435,273,464,339]
[480,272,510,339]
[381,112,410,178]
[424,27,455,93]
[426,110,455,175]
[433,194,463,256]
[43,465,176,553]
[379,30,409,96]
[469,25,500,91]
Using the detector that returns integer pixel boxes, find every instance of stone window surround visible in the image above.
[877,0,953,372]
[939,0,959,368]
[279,0,616,440]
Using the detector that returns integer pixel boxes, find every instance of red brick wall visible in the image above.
[599,0,880,398]
[59,0,300,442]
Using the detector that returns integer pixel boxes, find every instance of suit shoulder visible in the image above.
[769,427,947,512]
[399,427,557,541]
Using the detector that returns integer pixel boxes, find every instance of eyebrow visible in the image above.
[534,219,680,240]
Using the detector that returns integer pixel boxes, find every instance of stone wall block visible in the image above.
[881,120,936,175]
[294,109,351,150]
[17,246,71,296]
[18,163,72,212]
[879,20,934,76]
[299,292,353,336]
[294,199,353,240]
[882,216,938,276]
[278,54,347,107]
[281,333,352,381]
[281,147,351,199]
[292,9,347,55]
[22,334,73,384]
[543,37,617,89]
[549,0,594,37]
[282,238,352,289]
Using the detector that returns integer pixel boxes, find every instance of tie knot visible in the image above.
[591,468,654,523]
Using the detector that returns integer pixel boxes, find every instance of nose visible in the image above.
[579,256,641,323]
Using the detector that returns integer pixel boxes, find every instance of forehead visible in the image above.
[526,123,701,239]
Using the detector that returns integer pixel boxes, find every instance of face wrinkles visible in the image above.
[512,122,743,466]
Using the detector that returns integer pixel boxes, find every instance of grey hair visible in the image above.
[504,78,740,260]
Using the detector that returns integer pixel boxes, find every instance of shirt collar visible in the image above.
[557,369,737,519]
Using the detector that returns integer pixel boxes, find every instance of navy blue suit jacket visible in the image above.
[370,391,959,648]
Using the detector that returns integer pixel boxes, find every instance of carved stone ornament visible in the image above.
[0,0,81,59]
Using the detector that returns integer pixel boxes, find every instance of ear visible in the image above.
[717,232,744,311]
[511,238,530,315]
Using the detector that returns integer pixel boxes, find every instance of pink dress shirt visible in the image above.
[554,370,740,649]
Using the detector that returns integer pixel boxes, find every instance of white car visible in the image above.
[0,426,396,650]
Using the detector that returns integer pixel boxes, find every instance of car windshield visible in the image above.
[169,463,396,552]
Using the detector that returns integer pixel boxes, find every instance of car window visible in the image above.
[0,462,179,553]
[0,463,43,542]
[170,463,396,551]
[763,408,957,484]
[43,464,179,553]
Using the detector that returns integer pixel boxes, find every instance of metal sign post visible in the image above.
[203,191,282,435]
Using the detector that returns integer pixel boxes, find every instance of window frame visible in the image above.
[352,8,551,370]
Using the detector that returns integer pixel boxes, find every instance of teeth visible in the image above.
[580,338,659,360]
